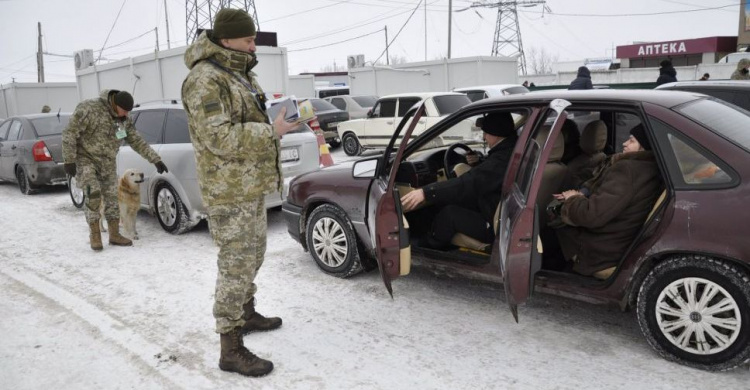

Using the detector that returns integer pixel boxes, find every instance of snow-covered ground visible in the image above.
[1,155,748,389]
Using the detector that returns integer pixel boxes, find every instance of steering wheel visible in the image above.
[444,143,477,179]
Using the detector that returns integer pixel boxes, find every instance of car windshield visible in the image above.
[432,95,472,116]
[31,115,70,136]
[310,99,338,112]
[352,96,377,107]
[677,97,750,153]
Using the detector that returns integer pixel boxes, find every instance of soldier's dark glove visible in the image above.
[155,161,168,174]
[64,163,76,176]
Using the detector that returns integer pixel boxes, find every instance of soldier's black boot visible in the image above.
[89,220,103,251]
[241,298,282,334]
[107,219,133,246]
[219,327,274,377]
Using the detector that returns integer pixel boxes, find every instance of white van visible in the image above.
[716,52,750,64]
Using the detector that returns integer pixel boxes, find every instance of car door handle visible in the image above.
[11,145,16,150]
[418,120,425,124]
[519,237,532,242]
[386,121,393,125]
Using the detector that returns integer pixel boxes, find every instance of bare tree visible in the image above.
[526,46,558,75]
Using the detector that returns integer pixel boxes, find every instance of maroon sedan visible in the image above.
[282,90,750,371]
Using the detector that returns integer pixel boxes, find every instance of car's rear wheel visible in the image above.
[342,133,361,156]
[154,182,191,234]
[68,175,85,209]
[15,166,36,195]
[637,255,750,371]
[305,204,364,278]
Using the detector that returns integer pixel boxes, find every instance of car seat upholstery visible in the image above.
[450,201,502,253]
[537,133,568,227]
[564,120,607,190]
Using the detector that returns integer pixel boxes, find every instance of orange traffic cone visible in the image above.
[309,119,334,167]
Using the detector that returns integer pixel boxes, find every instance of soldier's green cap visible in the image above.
[113,91,134,111]
[213,8,256,39]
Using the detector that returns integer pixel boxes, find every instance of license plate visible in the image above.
[280,147,299,163]
[328,121,340,129]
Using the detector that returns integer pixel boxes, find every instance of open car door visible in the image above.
[494,99,571,321]
[367,104,427,297]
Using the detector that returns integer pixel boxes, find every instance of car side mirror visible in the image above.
[367,109,374,118]
[352,158,379,179]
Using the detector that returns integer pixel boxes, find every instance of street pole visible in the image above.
[37,22,45,83]
[163,0,171,49]
[447,0,452,59]
[385,26,390,65]
[155,27,160,52]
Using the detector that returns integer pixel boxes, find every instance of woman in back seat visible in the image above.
[553,124,663,277]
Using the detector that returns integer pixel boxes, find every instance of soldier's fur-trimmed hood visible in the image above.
[184,31,257,73]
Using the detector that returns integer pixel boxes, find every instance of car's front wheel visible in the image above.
[637,255,750,371]
[342,133,361,156]
[154,182,191,234]
[305,204,364,278]
[15,166,36,195]
[68,175,85,208]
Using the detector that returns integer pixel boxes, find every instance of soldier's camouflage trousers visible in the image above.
[209,198,267,334]
[78,163,119,224]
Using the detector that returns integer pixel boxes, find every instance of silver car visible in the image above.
[68,101,320,234]
[324,95,378,120]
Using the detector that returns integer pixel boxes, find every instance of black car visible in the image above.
[0,113,70,194]
[303,98,349,148]
[656,80,750,111]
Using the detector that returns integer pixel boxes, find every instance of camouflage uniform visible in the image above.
[181,31,282,334]
[730,58,750,81]
[62,90,161,223]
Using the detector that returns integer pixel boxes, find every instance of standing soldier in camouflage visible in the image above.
[181,8,297,378]
[62,90,168,251]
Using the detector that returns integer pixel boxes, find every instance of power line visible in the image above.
[374,0,423,64]
[518,2,740,17]
[282,7,407,45]
[97,0,128,63]
[288,29,384,52]
[263,0,355,24]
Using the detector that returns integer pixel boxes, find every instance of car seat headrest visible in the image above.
[580,120,607,155]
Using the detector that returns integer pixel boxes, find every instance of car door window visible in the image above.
[0,121,11,140]
[330,98,346,110]
[133,110,166,144]
[373,99,396,118]
[6,121,22,141]
[397,98,420,117]
[164,109,191,144]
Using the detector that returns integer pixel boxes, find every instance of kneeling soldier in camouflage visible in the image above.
[181,9,297,377]
[62,90,168,250]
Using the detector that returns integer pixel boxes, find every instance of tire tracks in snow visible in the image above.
[0,265,216,390]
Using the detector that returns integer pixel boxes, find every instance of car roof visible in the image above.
[7,113,72,120]
[380,91,466,99]
[453,84,525,92]
[470,89,702,109]
[655,80,750,90]
[132,100,183,111]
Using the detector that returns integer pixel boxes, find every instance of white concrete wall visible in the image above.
[76,45,289,103]
[0,82,78,117]
[349,56,518,96]
[288,75,315,99]
[524,63,738,86]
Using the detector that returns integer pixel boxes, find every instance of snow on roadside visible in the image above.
[0,183,747,389]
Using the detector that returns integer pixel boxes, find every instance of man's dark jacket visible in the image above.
[656,65,678,86]
[568,67,593,90]
[422,136,517,224]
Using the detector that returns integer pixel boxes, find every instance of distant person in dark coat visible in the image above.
[401,112,518,249]
[568,66,593,90]
[656,60,678,85]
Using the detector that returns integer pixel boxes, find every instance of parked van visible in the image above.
[316,86,350,99]
[716,51,750,64]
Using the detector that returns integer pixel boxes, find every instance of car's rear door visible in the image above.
[0,120,22,179]
[494,99,571,321]
[119,109,165,204]
[367,104,426,296]
[0,120,12,180]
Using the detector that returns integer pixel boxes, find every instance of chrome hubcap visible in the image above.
[156,188,176,226]
[70,177,84,204]
[655,277,741,355]
[311,217,348,267]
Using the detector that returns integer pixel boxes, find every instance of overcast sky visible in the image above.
[0,0,742,84]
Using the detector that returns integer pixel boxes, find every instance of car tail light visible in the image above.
[32,140,53,162]
[308,119,321,132]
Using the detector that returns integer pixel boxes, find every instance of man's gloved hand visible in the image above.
[155,161,169,174]
[64,163,76,176]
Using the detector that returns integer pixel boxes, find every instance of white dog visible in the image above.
[100,169,144,240]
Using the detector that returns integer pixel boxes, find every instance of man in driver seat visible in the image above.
[401,112,518,249]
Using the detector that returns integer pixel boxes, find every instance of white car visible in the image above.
[453,84,529,102]
[68,101,320,234]
[337,92,473,156]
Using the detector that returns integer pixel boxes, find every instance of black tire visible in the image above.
[305,204,364,278]
[329,140,341,149]
[154,182,191,234]
[15,166,36,195]
[637,255,750,371]
[342,133,361,156]
[68,175,85,209]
